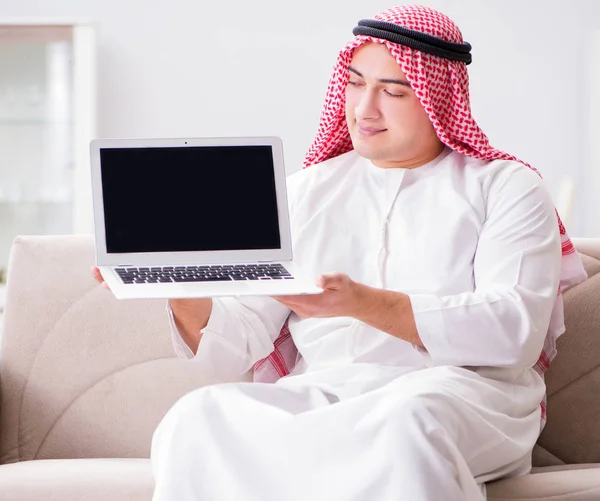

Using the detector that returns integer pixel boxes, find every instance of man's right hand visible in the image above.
[90,266,212,355]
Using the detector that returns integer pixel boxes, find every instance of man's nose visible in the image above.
[355,90,380,121]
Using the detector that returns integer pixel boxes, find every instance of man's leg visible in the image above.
[151,381,339,501]
[151,366,544,501]
[324,365,544,501]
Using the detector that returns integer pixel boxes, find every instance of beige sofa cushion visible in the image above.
[1,459,598,501]
[534,238,600,465]
[0,458,153,501]
[487,464,600,500]
[0,236,250,464]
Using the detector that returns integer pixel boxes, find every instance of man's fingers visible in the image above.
[273,295,299,307]
[318,273,347,290]
[91,266,111,290]
[91,266,103,282]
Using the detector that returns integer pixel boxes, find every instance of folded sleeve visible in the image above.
[168,296,291,379]
[167,303,195,360]
[408,165,562,369]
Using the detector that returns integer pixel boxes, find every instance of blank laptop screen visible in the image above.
[100,145,282,253]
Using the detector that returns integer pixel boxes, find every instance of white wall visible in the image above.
[2,0,600,236]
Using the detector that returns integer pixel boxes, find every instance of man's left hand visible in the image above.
[273,273,362,319]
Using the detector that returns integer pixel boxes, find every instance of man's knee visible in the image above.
[383,375,468,446]
[392,391,451,426]
[155,384,227,436]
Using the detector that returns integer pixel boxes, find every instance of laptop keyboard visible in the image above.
[115,264,294,284]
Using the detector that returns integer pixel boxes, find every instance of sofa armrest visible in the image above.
[0,235,249,464]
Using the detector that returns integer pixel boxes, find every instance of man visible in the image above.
[94,5,586,501]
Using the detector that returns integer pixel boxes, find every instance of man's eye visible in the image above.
[384,90,405,98]
[347,80,362,87]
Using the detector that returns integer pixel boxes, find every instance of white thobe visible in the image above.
[151,148,562,501]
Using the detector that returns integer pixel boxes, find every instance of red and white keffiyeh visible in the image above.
[253,5,587,416]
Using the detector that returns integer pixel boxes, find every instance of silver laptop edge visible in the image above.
[90,136,294,267]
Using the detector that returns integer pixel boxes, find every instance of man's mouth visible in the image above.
[357,124,386,136]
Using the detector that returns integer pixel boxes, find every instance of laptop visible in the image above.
[90,136,323,299]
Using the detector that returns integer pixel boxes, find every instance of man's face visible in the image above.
[345,42,442,168]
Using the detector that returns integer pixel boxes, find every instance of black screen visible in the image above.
[100,145,282,253]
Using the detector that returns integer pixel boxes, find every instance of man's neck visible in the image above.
[373,142,446,169]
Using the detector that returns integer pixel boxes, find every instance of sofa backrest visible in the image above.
[534,238,600,466]
[0,235,250,464]
[0,235,599,464]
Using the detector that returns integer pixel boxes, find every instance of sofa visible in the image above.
[0,235,598,501]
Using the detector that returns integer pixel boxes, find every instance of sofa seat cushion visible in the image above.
[2,458,599,501]
[0,458,153,501]
[487,464,600,501]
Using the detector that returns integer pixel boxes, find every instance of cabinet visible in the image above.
[0,19,95,313]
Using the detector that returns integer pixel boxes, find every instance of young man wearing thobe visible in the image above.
[94,5,586,501]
